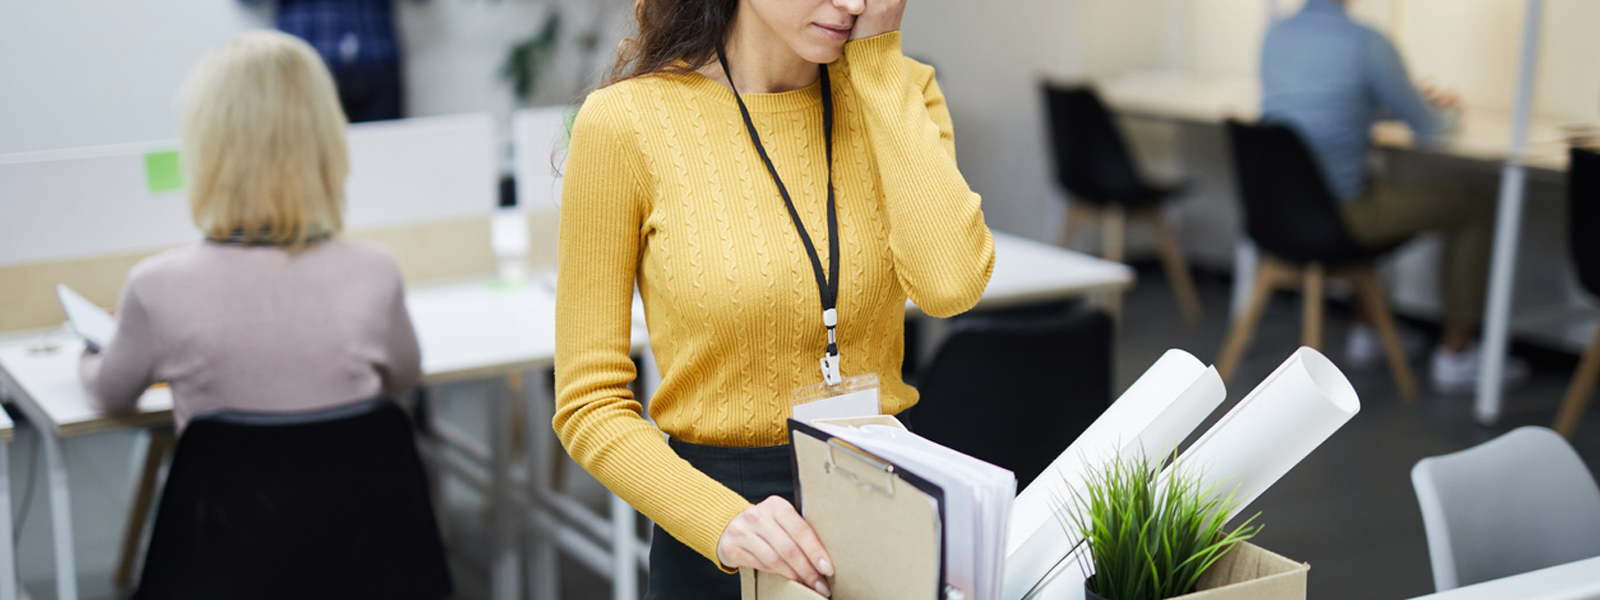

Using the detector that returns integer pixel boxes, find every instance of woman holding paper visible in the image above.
[554,0,995,596]
[79,32,422,431]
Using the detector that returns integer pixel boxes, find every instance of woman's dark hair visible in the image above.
[603,0,739,87]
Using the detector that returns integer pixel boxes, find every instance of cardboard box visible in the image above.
[1169,542,1309,600]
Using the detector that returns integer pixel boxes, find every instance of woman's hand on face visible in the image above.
[849,0,906,41]
[717,496,836,597]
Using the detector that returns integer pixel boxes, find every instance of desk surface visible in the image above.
[1407,555,1600,600]
[0,233,1130,437]
[1096,71,1576,172]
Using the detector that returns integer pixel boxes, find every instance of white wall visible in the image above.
[0,0,630,158]
[0,0,272,155]
[901,0,1082,241]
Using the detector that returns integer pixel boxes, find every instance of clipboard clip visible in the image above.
[824,439,896,497]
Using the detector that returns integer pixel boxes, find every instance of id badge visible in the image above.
[791,373,881,423]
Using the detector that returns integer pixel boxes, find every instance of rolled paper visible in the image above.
[1003,347,1359,600]
[1003,349,1226,600]
[1172,346,1360,520]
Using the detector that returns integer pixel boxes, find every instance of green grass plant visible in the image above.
[1063,452,1261,600]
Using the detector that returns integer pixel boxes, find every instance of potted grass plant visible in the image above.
[1068,452,1263,600]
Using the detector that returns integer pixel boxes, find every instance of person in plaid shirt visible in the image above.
[240,0,406,122]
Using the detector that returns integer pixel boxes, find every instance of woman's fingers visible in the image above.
[717,497,834,596]
[767,498,835,577]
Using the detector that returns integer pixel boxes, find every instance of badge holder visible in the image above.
[791,373,881,423]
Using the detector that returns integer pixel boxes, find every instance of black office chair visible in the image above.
[1555,148,1600,438]
[1216,120,1417,400]
[1042,82,1202,324]
[133,398,453,600]
[913,305,1113,489]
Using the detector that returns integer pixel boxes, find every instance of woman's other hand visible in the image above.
[848,0,905,41]
[716,496,836,597]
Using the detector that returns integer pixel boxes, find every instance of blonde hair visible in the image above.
[179,30,349,248]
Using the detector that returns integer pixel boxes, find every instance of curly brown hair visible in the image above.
[603,0,739,87]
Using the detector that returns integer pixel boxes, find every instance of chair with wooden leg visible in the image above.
[1554,148,1600,438]
[1215,120,1417,400]
[1041,82,1204,324]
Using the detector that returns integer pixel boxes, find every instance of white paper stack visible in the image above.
[1000,347,1361,600]
[815,422,1016,600]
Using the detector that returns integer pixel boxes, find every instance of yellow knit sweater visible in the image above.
[554,32,994,567]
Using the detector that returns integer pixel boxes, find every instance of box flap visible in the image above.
[1173,542,1309,600]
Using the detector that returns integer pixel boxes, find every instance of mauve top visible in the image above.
[80,239,422,431]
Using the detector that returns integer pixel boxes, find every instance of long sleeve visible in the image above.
[553,93,754,569]
[379,269,422,397]
[843,32,994,318]
[79,278,160,414]
[1363,30,1445,141]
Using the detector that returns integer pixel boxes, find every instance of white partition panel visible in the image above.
[512,106,575,215]
[0,142,195,268]
[0,112,499,268]
[345,112,499,229]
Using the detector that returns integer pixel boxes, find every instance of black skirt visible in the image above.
[644,438,796,600]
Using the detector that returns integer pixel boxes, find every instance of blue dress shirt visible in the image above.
[1261,0,1445,201]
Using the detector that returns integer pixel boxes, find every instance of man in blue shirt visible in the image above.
[1261,0,1518,394]
[242,0,405,122]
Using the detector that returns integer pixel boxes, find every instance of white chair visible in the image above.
[1411,426,1600,592]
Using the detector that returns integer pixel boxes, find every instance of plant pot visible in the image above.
[1084,583,1110,600]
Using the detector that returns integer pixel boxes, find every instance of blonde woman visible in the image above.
[81,31,421,431]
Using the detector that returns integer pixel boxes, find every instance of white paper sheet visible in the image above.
[1172,346,1360,520]
[817,422,1015,600]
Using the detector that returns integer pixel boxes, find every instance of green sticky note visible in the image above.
[144,151,184,193]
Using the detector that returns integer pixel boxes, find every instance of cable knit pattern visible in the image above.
[554,32,994,568]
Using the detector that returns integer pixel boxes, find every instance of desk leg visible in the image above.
[42,430,77,600]
[0,442,17,600]
[524,371,563,600]
[525,373,559,600]
[1475,0,1545,425]
[611,494,638,600]
[115,428,174,589]
[491,376,525,600]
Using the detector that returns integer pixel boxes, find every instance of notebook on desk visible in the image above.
[56,284,115,352]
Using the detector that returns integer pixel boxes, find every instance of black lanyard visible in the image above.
[717,48,843,385]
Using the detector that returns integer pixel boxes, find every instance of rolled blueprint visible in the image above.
[1002,349,1226,600]
[1173,346,1360,520]
[1003,347,1359,600]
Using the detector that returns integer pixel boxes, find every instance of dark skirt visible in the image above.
[644,438,796,600]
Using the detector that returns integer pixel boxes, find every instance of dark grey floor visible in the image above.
[7,263,1598,599]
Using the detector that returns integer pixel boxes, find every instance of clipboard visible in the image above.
[741,416,948,600]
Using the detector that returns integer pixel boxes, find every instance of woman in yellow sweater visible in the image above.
[554,0,994,597]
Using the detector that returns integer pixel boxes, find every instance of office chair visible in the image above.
[1042,82,1203,324]
[133,398,453,600]
[1555,147,1600,438]
[913,305,1113,489]
[1412,426,1600,591]
[1216,120,1417,400]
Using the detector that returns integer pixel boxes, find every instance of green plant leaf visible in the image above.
[1067,451,1263,600]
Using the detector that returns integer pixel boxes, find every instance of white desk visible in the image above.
[1096,71,1572,173]
[1407,555,1600,600]
[929,232,1135,315]
[0,233,1129,600]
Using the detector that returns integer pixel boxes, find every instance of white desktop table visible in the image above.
[1407,555,1600,600]
[0,230,1130,600]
